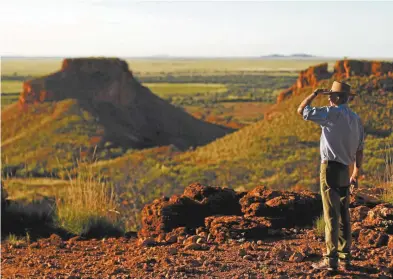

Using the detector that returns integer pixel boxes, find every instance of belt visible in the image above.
[321,160,348,167]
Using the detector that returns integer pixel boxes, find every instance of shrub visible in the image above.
[55,163,124,237]
[313,214,325,237]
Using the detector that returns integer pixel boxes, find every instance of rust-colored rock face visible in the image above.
[296,63,331,89]
[277,63,331,103]
[205,216,272,243]
[138,183,243,238]
[183,183,242,216]
[239,186,322,227]
[334,60,393,78]
[20,58,135,106]
[19,58,232,149]
[276,59,393,103]
[138,184,322,239]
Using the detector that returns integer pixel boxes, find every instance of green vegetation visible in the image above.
[145,82,227,96]
[314,214,325,237]
[2,58,392,231]
[1,80,22,108]
[7,234,28,247]
[1,80,23,93]
[381,146,393,204]
[55,162,124,236]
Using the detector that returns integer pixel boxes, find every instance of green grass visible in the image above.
[7,234,28,247]
[145,82,227,97]
[1,80,23,93]
[55,162,124,236]
[1,80,22,108]
[314,214,325,237]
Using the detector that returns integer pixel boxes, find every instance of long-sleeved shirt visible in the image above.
[303,104,364,166]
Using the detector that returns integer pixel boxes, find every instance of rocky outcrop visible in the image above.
[138,184,322,240]
[277,63,331,103]
[277,59,393,103]
[352,203,393,248]
[334,60,393,78]
[138,183,243,238]
[205,216,272,243]
[18,58,232,150]
[239,186,322,227]
[183,183,242,216]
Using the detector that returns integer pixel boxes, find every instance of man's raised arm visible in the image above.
[297,88,327,116]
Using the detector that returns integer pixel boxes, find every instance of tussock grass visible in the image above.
[314,214,325,237]
[56,160,124,237]
[7,234,28,247]
[381,145,393,204]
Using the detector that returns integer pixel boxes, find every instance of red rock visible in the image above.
[388,236,393,249]
[139,183,242,238]
[205,216,272,243]
[289,251,305,263]
[138,195,206,238]
[239,186,322,227]
[350,206,370,222]
[277,64,331,103]
[358,229,389,247]
[183,183,242,216]
[363,204,393,233]
[334,60,393,78]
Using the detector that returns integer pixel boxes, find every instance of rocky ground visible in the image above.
[1,227,392,279]
[2,183,392,279]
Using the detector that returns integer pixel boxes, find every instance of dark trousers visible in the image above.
[320,161,351,265]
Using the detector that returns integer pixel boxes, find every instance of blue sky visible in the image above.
[1,1,392,58]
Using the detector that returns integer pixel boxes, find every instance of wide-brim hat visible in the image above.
[320,81,356,96]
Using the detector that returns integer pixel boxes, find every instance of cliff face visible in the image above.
[277,59,393,103]
[277,63,331,103]
[18,58,233,150]
[20,58,137,107]
[334,60,393,78]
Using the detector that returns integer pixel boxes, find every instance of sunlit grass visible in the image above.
[1,80,23,93]
[55,161,124,236]
[314,214,325,237]
[145,82,227,97]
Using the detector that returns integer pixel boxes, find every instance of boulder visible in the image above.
[183,183,242,216]
[239,186,322,227]
[363,204,393,233]
[350,206,370,222]
[138,195,206,238]
[139,183,242,238]
[358,229,389,248]
[205,216,272,243]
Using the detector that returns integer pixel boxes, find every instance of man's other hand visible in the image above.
[349,175,358,194]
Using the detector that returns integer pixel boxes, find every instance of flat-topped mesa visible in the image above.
[61,58,130,75]
[18,57,232,150]
[277,63,331,103]
[334,59,393,78]
[19,58,137,107]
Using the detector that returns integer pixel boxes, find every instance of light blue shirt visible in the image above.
[303,104,364,166]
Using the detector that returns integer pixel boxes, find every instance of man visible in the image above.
[297,81,364,271]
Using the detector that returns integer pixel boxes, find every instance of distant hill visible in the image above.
[260,53,316,59]
[1,58,233,176]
